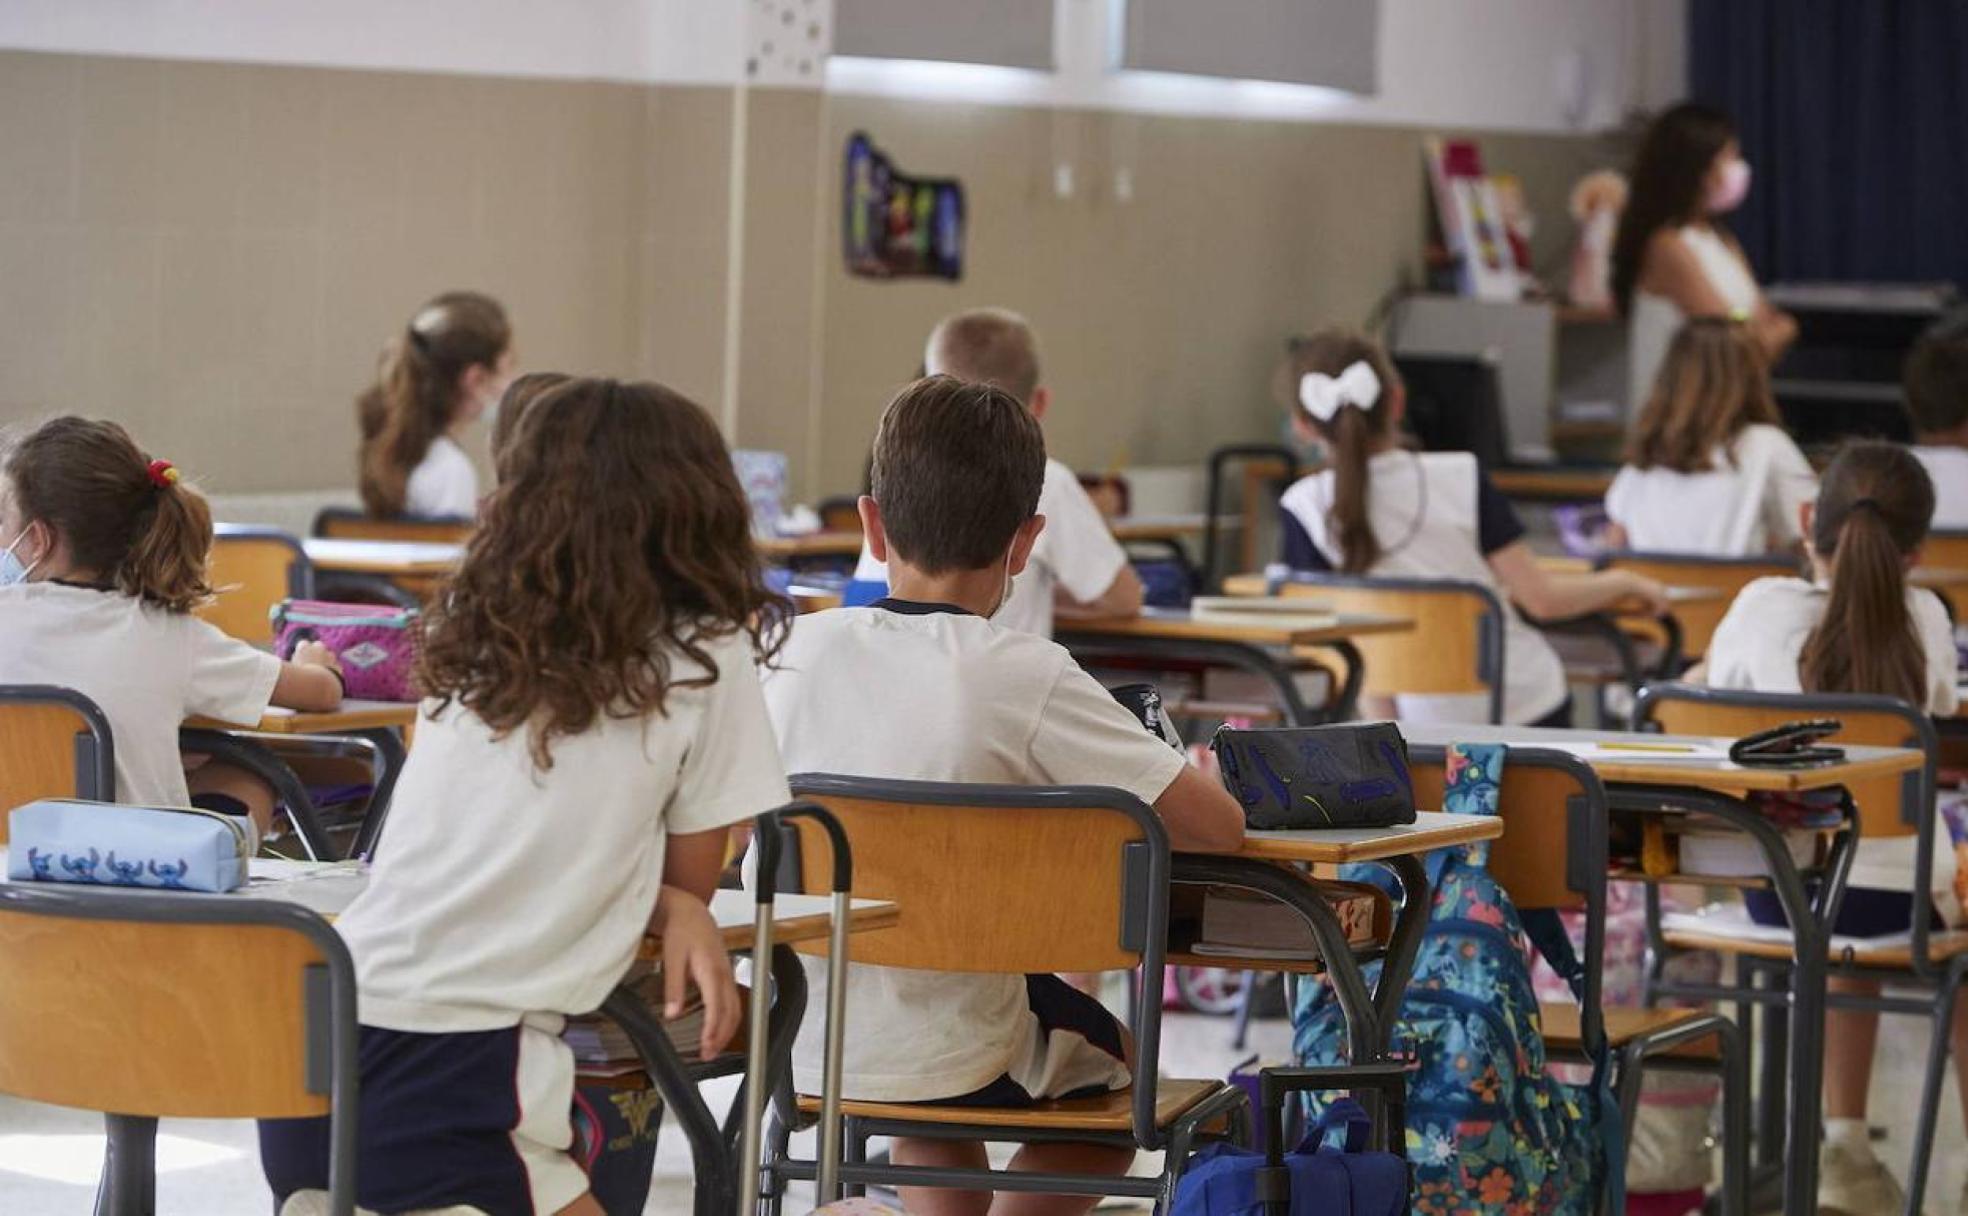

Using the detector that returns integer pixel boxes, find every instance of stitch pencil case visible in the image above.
[1209,722,1417,831]
[8,799,257,893]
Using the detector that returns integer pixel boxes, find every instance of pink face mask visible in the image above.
[1706,158,1752,214]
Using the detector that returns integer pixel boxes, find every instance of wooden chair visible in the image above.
[1926,529,1968,575]
[201,524,313,646]
[0,883,358,1215]
[813,496,863,536]
[1635,683,1957,1216]
[1409,742,1748,1215]
[760,774,1251,1212]
[1278,572,1507,723]
[1599,552,1796,661]
[311,506,472,545]
[1202,443,1299,591]
[0,685,115,842]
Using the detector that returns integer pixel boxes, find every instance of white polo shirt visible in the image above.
[760,601,1185,1100]
[336,628,789,1032]
[1603,424,1817,555]
[1706,576,1960,896]
[851,458,1128,638]
[403,435,479,519]
[0,581,282,807]
[1913,446,1968,530]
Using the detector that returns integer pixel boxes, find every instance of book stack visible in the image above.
[1187,881,1388,961]
[562,968,709,1078]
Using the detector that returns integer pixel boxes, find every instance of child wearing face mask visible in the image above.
[0,417,344,831]
[356,290,515,520]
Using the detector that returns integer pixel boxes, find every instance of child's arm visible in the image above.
[270,640,344,712]
[1487,540,1668,622]
[1055,565,1145,620]
[648,884,741,1059]
[1151,764,1246,854]
[662,826,730,904]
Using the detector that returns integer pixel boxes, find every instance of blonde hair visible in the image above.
[1628,318,1781,473]
[924,308,1042,406]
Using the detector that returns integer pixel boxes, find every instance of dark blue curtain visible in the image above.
[1689,0,1968,289]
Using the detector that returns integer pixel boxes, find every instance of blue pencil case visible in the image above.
[8,800,257,893]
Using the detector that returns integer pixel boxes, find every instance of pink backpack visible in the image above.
[271,600,421,702]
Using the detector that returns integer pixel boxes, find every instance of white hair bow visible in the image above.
[1298,361,1382,423]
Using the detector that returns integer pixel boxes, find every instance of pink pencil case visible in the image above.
[271,599,421,702]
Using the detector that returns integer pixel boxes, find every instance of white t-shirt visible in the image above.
[0,582,282,807]
[1279,450,1569,725]
[1603,423,1817,555]
[760,603,1186,1100]
[1628,225,1763,411]
[1706,576,1960,895]
[336,629,789,1033]
[1913,446,1968,530]
[851,458,1129,638]
[403,434,479,519]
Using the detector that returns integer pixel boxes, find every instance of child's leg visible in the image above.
[892,1137,992,1216]
[1823,975,1883,1121]
[552,1195,606,1216]
[993,1141,1138,1216]
[183,757,276,839]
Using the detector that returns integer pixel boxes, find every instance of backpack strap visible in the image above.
[1521,907,1627,1214]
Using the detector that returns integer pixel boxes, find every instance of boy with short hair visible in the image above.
[763,375,1243,1216]
[848,308,1145,636]
[1903,319,1968,528]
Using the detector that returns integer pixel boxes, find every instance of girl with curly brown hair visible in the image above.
[263,378,794,1216]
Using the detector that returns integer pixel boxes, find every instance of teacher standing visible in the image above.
[1613,102,1797,410]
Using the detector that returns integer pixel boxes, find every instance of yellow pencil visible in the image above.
[1596,741,1699,754]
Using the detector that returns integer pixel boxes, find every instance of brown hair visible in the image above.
[869,375,1045,574]
[1903,314,1968,438]
[357,291,511,517]
[1612,102,1737,314]
[1288,328,1401,573]
[1798,441,1937,706]
[489,371,573,471]
[1627,318,1781,472]
[924,308,1042,406]
[3,417,214,612]
[417,377,787,769]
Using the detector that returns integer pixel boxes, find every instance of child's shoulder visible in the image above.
[1726,575,1817,617]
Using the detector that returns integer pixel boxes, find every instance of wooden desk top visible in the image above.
[1220,570,1717,616]
[1914,566,1968,590]
[757,515,1234,563]
[1399,722,1924,795]
[1109,514,1237,543]
[302,538,464,574]
[188,700,421,735]
[1488,467,1616,501]
[1057,606,1413,647]
[756,531,864,561]
[1223,809,1504,864]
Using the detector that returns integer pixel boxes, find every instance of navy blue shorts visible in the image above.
[926,974,1131,1108]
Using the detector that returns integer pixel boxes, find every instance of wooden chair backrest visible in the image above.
[784,790,1153,973]
[1410,756,1590,911]
[0,903,331,1118]
[0,690,112,844]
[200,532,305,645]
[1602,554,1795,658]
[314,512,473,545]
[1926,531,1968,576]
[814,497,864,535]
[1280,580,1494,700]
[1645,696,1923,841]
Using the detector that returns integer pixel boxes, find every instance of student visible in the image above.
[1603,317,1817,555]
[262,378,788,1216]
[1704,441,1960,1216]
[1278,328,1667,726]
[356,290,513,520]
[0,417,343,831]
[489,370,572,467]
[847,308,1143,636]
[1902,316,1968,529]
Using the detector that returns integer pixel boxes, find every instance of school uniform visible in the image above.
[1708,577,1961,929]
[760,599,1182,1103]
[1278,449,1570,726]
[0,581,281,806]
[261,629,788,1216]
[403,434,478,519]
[845,458,1129,636]
[1602,423,1817,555]
[1912,446,1968,530]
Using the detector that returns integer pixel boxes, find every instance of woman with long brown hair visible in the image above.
[1603,317,1816,554]
[356,290,513,519]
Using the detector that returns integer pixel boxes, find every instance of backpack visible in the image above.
[1292,742,1622,1216]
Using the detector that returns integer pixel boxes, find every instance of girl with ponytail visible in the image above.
[1705,442,1960,1215]
[0,417,344,831]
[357,290,513,519]
[1279,326,1666,726]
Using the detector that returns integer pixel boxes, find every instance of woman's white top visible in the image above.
[1628,225,1764,411]
[403,435,478,520]
[1603,423,1817,555]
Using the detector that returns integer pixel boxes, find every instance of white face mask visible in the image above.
[0,527,40,588]
[988,549,1016,621]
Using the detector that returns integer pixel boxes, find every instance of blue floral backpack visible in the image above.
[1292,743,1622,1216]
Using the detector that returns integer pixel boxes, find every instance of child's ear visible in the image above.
[1028,386,1051,424]
[1007,514,1046,577]
[857,496,888,564]
[1798,499,1814,544]
[1288,413,1316,444]
[1385,381,1406,426]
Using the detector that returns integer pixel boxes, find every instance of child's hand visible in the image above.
[657,887,740,1060]
[293,639,342,674]
[1623,572,1671,618]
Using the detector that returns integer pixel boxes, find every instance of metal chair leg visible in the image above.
[1715,1016,1749,1216]
[1230,970,1258,1050]
[1902,966,1965,1216]
[93,1114,157,1216]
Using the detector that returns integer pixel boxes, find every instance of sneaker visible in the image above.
[1818,1141,1906,1216]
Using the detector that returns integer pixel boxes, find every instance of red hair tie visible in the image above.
[146,459,181,490]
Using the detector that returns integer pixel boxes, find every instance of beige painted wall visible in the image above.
[0,48,1618,505]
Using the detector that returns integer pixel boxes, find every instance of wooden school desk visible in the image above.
[1170,812,1504,1064]
[1487,466,1616,502]
[1054,606,1413,725]
[301,537,462,600]
[1401,722,1923,1216]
